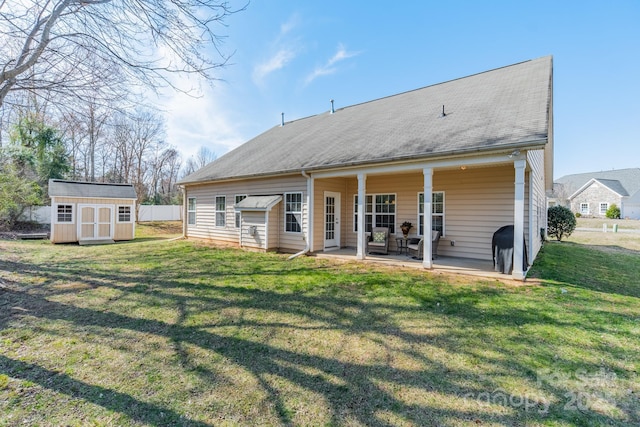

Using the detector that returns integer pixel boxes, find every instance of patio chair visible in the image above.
[366,227,389,255]
[407,230,441,260]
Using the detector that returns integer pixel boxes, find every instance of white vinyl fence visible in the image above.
[21,205,182,224]
[138,205,182,222]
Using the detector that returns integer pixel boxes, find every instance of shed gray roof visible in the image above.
[235,195,282,211]
[179,56,553,185]
[49,179,137,199]
[556,168,640,199]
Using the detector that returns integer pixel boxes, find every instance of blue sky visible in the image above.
[158,0,640,179]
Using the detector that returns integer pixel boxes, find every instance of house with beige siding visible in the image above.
[49,179,137,244]
[178,56,554,280]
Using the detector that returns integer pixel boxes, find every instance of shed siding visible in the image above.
[53,197,135,205]
[50,196,135,243]
[114,223,134,241]
[185,175,307,252]
[51,223,77,243]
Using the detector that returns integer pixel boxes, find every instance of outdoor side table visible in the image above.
[395,237,409,255]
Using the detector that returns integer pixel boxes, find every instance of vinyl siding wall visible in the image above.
[267,204,282,250]
[185,175,307,252]
[314,165,518,261]
[527,149,547,261]
[50,196,136,243]
[240,211,266,250]
[313,178,350,251]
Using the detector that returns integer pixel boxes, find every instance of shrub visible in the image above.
[575,212,582,218]
[547,205,576,241]
[605,204,621,219]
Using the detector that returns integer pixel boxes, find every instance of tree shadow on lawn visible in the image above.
[1,248,638,425]
[0,354,210,426]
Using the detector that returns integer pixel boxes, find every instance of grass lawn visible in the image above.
[0,222,638,426]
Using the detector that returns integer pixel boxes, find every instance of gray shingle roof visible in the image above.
[593,179,629,197]
[49,179,137,199]
[179,56,553,185]
[556,168,640,198]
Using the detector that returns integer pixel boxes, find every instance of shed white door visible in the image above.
[324,192,341,250]
[78,204,114,240]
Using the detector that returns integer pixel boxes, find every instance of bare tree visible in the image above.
[109,109,165,204]
[0,0,243,109]
[182,146,216,177]
[149,147,182,204]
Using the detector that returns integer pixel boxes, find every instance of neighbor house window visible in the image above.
[580,203,589,215]
[215,196,226,227]
[187,197,196,225]
[285,192,302,233]
[118,206,132,223]
[418,192,445,236]
[599,202,609,215]
[56,204,73,223]
[235,194,247,228]
[353,194,395,233]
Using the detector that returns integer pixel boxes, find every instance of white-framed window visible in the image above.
[353,194,396,233]
[599,202,609,215]
[580,203,589,215]
[215,196,226,227]
[418,192,445,236]
[285,192,303,233]
[117,205,132,223]
[55,204,73,223]
[187,197,196,225]
[235,194,247,228]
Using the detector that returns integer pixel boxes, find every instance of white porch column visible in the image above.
[423,167,433,269]
[307,175,314,252]
[513,159,526,280]
[356,173,366,259]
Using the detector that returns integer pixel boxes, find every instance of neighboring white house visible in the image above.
[178,56,555,280]
[554,168,640,219]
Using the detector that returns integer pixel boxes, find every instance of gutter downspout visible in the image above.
[288,170,313,260]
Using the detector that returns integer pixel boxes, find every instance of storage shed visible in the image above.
[48,179,137,244]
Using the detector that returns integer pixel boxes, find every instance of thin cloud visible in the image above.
[157,86,244,162]
[305,44,360,85]
[279,13,300,36]
[252,14,302,85]
[253,48,297,84]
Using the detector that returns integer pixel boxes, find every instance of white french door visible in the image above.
[324,192,341,250]
[78,204,114,240]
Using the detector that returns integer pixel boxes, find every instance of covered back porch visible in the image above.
[304,153,541,280]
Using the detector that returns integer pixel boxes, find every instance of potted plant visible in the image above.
[400,221,413,239]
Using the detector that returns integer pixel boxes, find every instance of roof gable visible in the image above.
[557,168,640,198]
[569,178,628,199]
[49,179,137,199]
[180,56,553,185]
